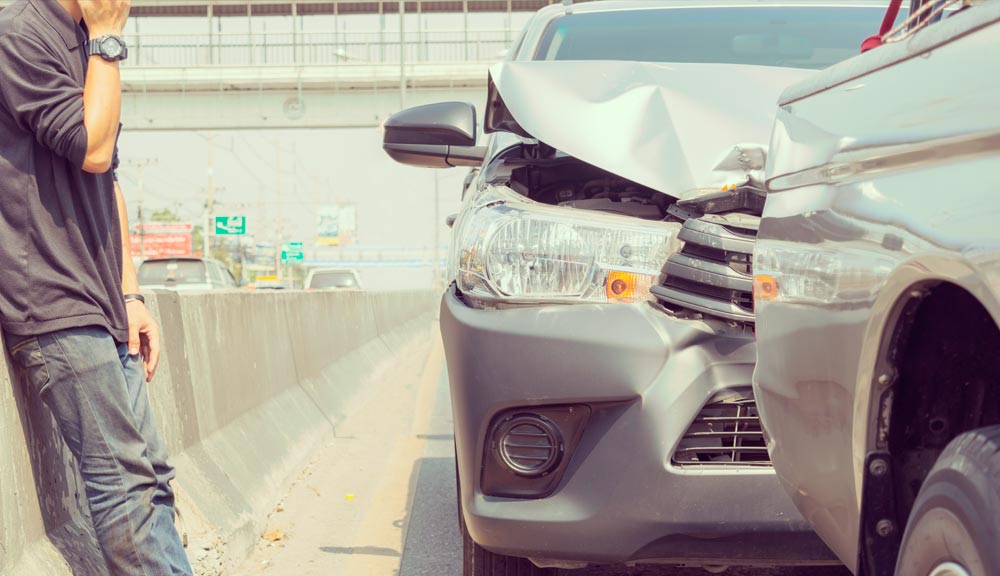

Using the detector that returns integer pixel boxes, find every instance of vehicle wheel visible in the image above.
[895,426,1000,576]
[456,457,556,576]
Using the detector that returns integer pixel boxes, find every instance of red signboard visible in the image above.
[132,222,194,235]
[130,233,193,259]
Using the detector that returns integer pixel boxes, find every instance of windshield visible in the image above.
[138,261,208,285]
[535,7,894,69]
[309,271,359,289]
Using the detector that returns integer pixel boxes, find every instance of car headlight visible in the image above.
[753,241,895,307]
[450,187,679,305]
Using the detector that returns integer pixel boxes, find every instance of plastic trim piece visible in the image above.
[650,285,755,323]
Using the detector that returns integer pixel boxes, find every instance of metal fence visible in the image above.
[123,30,516,67]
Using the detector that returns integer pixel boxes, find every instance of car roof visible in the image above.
[515,0,892,60]
[529,0,894,24]
[141,258,224,265]
[545,0,892,14]
[142,257,203,262]
[308,268,359,274]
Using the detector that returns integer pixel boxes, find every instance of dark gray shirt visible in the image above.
[0,0,128,343]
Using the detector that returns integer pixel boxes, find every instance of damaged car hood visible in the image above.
[485,61,814,199]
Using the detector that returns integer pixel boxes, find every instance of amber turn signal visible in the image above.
[606,271,653,302]
[753,274,779,302]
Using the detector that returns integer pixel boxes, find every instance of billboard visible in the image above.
[133,222,193,235]
[130,221,195,259]
[317,205,357,247]
[130,233,193,259]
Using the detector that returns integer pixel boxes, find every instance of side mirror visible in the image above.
[383,102,486,169]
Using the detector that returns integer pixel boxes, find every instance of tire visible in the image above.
[895,426,1000,576]
[456,456,556,576]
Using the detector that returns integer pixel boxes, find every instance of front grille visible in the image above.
[672,394,772,467]
[651,214,759,323]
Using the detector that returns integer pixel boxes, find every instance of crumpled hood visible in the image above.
[486,61,814,199]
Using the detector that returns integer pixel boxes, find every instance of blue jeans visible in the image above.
[7,326,193,576]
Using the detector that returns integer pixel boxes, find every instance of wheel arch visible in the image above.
[851,253,1000,573]
[851,254,1000,507]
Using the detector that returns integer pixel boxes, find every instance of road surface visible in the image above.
[234,323,850,576]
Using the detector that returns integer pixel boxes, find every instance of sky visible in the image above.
[117,127,470,290]
[112,9,534,289]
[117,128,468,255]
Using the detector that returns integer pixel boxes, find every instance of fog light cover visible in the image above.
[481,404,591,499]
[494,415,562,477]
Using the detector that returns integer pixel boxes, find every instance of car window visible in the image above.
[534,7,899,70]
[309,271,359,289]
[138,261,208,285]
[207,262,225,286]
[508,25,531,60]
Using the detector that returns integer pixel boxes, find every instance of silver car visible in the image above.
[753,1,1000,575]
[384,1,899,574]
[138,257,239,291]
[304,268,363,291]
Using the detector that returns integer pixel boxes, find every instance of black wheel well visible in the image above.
[886,282,1000,523]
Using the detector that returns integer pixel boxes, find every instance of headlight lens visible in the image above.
[753,241,895,306]
[450,187,678,304]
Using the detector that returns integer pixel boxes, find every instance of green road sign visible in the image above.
[281,241,304,264]
[215,216,246,235]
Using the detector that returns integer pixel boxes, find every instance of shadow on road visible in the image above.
[399,457,462,576]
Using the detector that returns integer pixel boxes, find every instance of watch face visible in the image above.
[101,37,123,58]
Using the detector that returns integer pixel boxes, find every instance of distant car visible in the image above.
[304,268,362,291]
[138,257,238,291]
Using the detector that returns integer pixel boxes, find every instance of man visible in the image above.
[0,1,192,574]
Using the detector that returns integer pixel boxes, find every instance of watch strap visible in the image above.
[124,293,146,305]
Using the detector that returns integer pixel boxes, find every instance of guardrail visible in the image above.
[123,29,517,67]
[0,290,438,576]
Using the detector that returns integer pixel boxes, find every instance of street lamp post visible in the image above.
[125,158,158,260]
[205,130,215,260]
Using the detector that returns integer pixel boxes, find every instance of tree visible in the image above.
[150,208,180,222]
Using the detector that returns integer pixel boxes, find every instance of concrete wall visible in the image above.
[0,290,437,576]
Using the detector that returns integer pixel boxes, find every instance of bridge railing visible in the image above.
[123,29,517,67]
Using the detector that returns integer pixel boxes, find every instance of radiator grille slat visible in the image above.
[655,214,759,323]
[672,397,772,468]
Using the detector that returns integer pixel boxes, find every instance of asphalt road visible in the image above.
[235,325,851,576]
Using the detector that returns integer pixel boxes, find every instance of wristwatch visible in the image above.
[87,35,128,62]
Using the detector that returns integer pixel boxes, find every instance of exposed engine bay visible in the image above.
[491,146,670,220]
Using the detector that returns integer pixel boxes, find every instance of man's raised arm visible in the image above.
[80,0,131,173]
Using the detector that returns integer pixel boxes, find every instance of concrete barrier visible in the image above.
[0,290,437,576]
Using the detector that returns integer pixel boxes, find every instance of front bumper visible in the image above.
[442,286,838,567]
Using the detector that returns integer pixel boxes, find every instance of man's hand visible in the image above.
[126,299,160,382]
[79,0,131,38]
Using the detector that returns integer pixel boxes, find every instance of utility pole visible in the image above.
[124,158,158,260]
[399,0,407,109]
[204,130,215,260]
[274,139,283,281]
